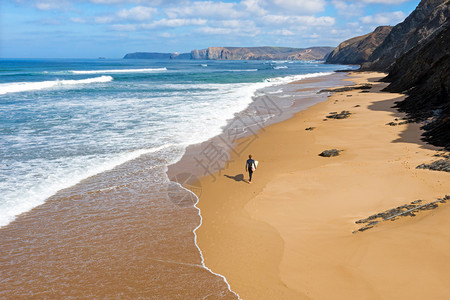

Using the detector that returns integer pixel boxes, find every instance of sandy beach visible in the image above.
[194,72,450,299]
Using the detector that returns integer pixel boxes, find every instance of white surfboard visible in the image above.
[252,160,259,171]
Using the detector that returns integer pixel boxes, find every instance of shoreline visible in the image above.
[0,70,349,298]
[192,72,450,299]
[167,71,351,180]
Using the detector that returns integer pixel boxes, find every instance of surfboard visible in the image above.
[252,160,259,171]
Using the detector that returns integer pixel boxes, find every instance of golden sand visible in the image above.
[195,72,450,299]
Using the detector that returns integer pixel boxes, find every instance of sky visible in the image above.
[1,0,420,58]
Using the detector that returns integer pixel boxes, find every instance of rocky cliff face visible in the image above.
[326,0,449,149]
[325,26,392,65]
[123,52,191,59]
[379,0,450,149]
[362,0,449,71]
[124,47,333,61]
[383,20,450,149]
[190,47,334,60]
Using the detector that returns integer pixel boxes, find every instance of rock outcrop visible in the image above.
[326,0,449,149]
[123,52,191,59]
[378,0,449,149]
[190,46,334,60]
[325,26,392,65]
[383,20,449,149]
[362,0,449,71]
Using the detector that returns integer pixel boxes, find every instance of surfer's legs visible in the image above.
[248,171,253,182]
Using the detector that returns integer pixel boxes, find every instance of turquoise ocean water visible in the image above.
[0,58,350,227]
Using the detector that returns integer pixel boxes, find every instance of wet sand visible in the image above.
[195,72,450,299]
[0,152,237,299]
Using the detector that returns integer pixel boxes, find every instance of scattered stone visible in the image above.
[347,95,353,97]
[354,105,360,107]
[318,84,372,94]
[326,110,351,119]
[353,196,450,233]
[416,159,450,172]
[305,127,316,131]
[386,117,415,126]
[359,90,370,93]
[434,152,450,159]
[319,149,341,157]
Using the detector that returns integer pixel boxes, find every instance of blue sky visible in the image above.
[1,0,419,58]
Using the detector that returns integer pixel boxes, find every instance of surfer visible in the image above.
[245,154,256,183]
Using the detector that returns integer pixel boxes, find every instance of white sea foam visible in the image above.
[172,182,241,299]
[0,70,334,228]
[69,68,167,74]
[265,72,333,85]
[274,66,288,69]
[0,145,175,227]
[224,69,258,72]
[0,76,113,95]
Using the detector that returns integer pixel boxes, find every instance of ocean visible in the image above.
[0,58,353,298]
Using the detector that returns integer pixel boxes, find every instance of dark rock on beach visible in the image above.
[416,158,450,172]
[326,111,351,119]
[319,149,342,157]
[318,85,372,93]
[353,195,450,233]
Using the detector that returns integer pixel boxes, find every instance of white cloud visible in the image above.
[272,29,295,36]
[241,0,268,16]
[117,6,157,21]
[142,18,208,29]
[95,16,114,23]
[111,24,137,31]
[263,15,335,26]
[269,0,326,15]
[70,17,86,23]
[34,0,70,10]
[158,32,174,38]
[95,6,157,24]
[212,19,255,29]
[360,11,406,25]
[196,26,260,36]
[332,0,364,17]
[359,0,410,4]
[166,1,242,19]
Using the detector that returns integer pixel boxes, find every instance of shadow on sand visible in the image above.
[368,96,437,150]
[224,174,249,183]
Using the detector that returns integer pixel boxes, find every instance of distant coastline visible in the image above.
[123,46,334,61]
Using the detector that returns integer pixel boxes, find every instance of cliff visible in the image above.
[190,47,334,60]
[326,0,449,149]
[383,20,450,149]
[362,0,449,71]
[325,26,393,65]
[379,0,450,149]
[123,52,191,59]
